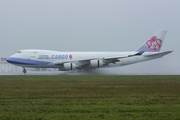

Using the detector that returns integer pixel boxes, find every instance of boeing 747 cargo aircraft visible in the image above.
[6,29,172,73]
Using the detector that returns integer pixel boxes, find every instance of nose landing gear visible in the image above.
[22,67,26,74]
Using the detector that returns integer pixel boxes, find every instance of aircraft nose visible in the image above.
[6,57,10,63]
[6,57,14,63]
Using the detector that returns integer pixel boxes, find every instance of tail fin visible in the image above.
[136,29,167,52]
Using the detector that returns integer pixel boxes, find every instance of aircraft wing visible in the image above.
[103,51,145,64]
[55,51,144,66]
[104,51,145,60]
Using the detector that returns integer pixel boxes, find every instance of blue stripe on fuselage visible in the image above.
[6,57,49,65]
[6,57,61,68]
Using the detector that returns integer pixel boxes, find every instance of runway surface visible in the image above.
[0,71,179,75]
[0,71,84,75]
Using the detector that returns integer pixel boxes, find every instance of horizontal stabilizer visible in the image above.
[143,51,173,57]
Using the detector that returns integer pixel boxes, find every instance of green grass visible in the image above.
[0,75,180,119]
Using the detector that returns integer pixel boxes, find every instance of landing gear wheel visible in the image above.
[23,70,26,73]
[22,68,26,73]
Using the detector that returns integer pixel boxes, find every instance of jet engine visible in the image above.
[63,63,76,71]
[89,60,104,68]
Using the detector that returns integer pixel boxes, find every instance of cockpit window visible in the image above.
[17,51,21,53]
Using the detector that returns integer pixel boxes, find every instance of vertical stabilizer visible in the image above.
[136,29,167,52]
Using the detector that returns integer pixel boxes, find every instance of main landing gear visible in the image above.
[22,67,26,74]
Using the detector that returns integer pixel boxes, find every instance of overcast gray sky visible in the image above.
[0,0,179,74]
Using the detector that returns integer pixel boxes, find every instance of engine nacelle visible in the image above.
[89,60,104,68]
[63,63,76,71]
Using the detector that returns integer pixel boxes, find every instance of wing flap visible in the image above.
[103,55,128,60]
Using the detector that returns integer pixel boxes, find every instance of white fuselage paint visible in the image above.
[9,49,157,69]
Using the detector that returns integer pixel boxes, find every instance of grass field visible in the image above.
[0,75,180,120]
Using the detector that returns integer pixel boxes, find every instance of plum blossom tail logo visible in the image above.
[69,54,72,59]
[146,36,162,50]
